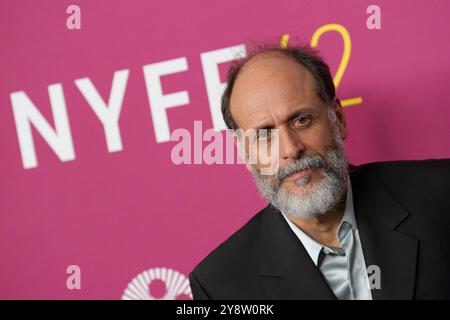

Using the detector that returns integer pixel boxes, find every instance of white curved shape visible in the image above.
[121,267,192,300]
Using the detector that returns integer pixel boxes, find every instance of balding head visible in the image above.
[221,45,336,130]
[230,51,322,132]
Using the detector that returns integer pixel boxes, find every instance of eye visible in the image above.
[293,116,311,128]
[256,129,270,141]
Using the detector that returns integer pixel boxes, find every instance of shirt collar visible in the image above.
[281,178,357,266]
[338,181,356,240]
[341,181,356,230]
[282,211,324,265]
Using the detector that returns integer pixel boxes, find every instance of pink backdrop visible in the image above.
[0,0,449,299]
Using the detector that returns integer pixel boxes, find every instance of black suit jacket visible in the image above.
[189,159,450,299]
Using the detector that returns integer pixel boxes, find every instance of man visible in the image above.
[189,44,450,299]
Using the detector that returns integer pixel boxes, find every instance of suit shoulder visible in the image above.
[354,158,450,189]
[190,206,268,283]
[356,158,450,175]
[355,158,450,219]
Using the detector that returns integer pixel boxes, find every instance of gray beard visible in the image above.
[250,128,349,219]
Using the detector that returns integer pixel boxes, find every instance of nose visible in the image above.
[278,127,305,161]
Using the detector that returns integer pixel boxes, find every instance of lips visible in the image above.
[286,168,314,181]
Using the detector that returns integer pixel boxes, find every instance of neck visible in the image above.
[287,191,347,248]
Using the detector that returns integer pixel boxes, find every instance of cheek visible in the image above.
[301,122,335,154]
[247,142,280,174]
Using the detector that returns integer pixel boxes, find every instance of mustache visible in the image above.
[275,154,326,182]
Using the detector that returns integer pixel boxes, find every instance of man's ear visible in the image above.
[334,98,347,140]
[233,134,252,172]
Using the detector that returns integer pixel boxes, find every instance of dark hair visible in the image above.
[221,43,336,130]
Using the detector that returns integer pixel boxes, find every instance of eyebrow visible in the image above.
[253,106,319,131]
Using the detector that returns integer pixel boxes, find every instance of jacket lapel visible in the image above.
[258,205,337,299]
[351,166,418,299]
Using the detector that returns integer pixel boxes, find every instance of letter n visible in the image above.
[10,84,75,169]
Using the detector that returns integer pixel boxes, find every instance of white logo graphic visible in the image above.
[122,267,192,300]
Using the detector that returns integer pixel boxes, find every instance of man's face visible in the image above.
[230,52,348,218]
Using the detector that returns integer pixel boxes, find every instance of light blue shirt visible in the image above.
[281,181,373,300]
